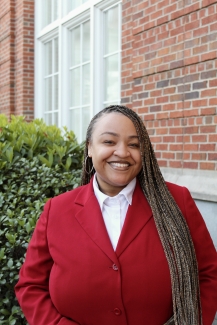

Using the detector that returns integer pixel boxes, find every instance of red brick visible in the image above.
[200,162,215,170]
[192,135,207,142]
[183,162,198,169]
[170,144,183,151]
[158,160,168,167]
[201,51,217,61]
[202,13,217,26]
[156,128,168,135]
[156,144,168,151]
[200,125,216,133]
[192,153,207,160]
[209,134,217,142]
[183,144,199,151]
[201,89,216,97]
[209,98,217,105]
[208,153,217,160]
[209,79,217,87]
[169,161,183,168]
[162,152,175,159]
[200,144,216,151]
[201,107,216,115]
[169,127,183,134]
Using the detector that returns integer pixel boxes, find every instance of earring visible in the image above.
[85,156,94,174]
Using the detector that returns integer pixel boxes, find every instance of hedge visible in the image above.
[0,115,84,325]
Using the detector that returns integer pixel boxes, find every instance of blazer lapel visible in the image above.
[115,182,153,257]
[74,181,119,265]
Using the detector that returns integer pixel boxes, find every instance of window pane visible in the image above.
[45,41,52,75]
[71,26,81,66]
[82,106,90,141]
[70,108,80,141]
[82,64,90,105]
[104,101,117,108]
[54,38,59,73]
[54,75,58,111]
[53,112,58,125]
[104,6,119,55]
[53,0,58,21]
[104,54,119,102]
[71,68,80,106]
[68,0,88,12]
[45,77,52,112]
[82,21,90,62]
[44,113,52,125]
[44,0,52,27]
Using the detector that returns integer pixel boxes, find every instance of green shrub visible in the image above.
[0,115,84,325]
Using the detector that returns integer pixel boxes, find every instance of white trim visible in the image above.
[161,167,217,202]
[62,10,90,29]
[96,0,121,10]
[38,28,59,43]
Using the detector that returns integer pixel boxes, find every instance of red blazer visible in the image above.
[15,180,217,325]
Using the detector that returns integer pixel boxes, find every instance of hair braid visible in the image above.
[81,104,202,325]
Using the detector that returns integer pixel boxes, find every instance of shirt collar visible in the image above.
[93,173,136,212]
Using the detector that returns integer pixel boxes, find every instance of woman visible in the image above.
[15,105,217,325]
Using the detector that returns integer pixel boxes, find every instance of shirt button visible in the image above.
[113,308,122,316]
[112,264,118,271]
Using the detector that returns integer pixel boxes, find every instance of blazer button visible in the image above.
[113,308,122,316]
[112,264,118,271]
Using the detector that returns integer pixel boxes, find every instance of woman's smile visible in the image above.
[107,161,131,170]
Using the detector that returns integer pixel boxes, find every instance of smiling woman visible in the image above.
[15,105,217,325]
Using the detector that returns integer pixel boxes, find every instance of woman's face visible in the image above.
[88,112,142,196]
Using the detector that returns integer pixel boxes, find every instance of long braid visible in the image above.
[81,105,202,325]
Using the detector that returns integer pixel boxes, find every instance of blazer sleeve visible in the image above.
[182,187,217,325]
[15,199,80,325]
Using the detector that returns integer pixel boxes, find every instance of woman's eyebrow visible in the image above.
[100,132,139,139]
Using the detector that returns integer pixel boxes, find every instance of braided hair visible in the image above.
[81,104,202,325]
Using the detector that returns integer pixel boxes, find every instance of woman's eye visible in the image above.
[129,143,140,148]
[103,140,114,145]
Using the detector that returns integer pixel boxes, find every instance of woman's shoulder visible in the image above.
[165,181,190,198]
[165,181,193,213]
[50,182,92,205]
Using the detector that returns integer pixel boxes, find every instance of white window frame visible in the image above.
[44,37,59,124]
[35,0,122,139]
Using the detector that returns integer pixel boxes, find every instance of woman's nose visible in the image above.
[114,143,130,157]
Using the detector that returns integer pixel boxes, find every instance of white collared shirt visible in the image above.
[93,174,136,250]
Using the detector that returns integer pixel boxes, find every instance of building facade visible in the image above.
[0,1,217,245]
[121,0,217,247]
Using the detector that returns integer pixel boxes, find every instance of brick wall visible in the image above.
[0,0,34,120]
[0,0,15,116]
[121,0,217,171]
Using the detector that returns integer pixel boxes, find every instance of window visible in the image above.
[44,38,59,125]
[103,4,121,107]
[69,20,91,141]
[35,0,122,143]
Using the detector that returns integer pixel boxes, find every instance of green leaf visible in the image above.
[0,309,10,316]
[5,147,14,163]
[38,155,52,168]
[0,248,5,260]
[7,259,13,268]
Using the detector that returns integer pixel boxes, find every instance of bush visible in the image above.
[0,115,84,325]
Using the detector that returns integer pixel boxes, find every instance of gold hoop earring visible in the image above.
[85,156,94,174]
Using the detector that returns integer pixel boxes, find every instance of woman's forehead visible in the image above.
[92,112,137,135]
